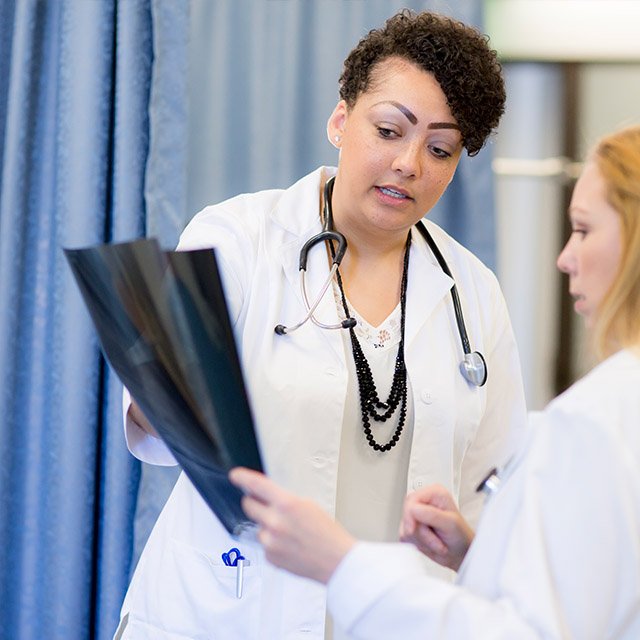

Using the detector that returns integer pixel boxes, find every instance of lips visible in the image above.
[376,185,412,200]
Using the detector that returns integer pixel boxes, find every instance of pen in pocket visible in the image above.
[222,547,250,598]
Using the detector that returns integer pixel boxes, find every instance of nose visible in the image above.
[556,238,574,274]
[391,141,422,178]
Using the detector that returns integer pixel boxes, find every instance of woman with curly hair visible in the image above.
[232,126,640,639]
[117,9,526,639]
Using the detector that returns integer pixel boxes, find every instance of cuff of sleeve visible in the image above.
[122,387,178,466]
[327,541,426,633]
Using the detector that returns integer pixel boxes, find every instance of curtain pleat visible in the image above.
[0,1,188,637]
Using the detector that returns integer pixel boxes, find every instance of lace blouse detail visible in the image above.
[332,280,401,351]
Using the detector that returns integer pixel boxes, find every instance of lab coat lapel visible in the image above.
[404,229,454,347]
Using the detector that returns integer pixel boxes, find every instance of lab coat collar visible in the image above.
[270,166,334,237]
[272,167,454,356]
[404,224,454,348]
[273,167,345,362]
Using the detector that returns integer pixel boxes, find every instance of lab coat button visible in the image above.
[325,367,338,377]
[420,390,433,404]
[414,479,424,489]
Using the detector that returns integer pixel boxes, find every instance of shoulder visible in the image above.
[177,188,283,251]
[177,167,328,251]
[549,350,640,419]
[542,350,640,464]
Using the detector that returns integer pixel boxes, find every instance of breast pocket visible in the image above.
[125,538,263,640]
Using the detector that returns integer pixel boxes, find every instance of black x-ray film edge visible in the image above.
[64,239,262,537]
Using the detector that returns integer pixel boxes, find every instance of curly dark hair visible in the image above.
[339,9,506,156]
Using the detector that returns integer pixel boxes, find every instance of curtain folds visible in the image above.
[0,1,188,637]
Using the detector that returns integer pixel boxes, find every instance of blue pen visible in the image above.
[222,547,249,598]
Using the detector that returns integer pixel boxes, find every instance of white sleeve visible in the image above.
[327,543,540,640]
[122,387,178,466]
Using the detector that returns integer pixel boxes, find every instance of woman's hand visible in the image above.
[127,400,160,438]
[229,467,356,584]
[399,484,474,571]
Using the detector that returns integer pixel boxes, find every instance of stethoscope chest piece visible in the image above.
[460,351,488,387]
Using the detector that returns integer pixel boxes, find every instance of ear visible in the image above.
[326,100,348,147]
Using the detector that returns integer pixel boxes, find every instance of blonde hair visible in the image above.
[591,125,640,358]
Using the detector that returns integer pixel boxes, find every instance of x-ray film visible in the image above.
[65,239,263,536]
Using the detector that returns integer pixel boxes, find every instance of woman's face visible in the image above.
[557,161,622,327]
[327,57,463,241]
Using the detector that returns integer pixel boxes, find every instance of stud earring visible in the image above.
[334,135,341,143]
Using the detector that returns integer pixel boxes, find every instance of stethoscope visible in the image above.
[274,176,487,387]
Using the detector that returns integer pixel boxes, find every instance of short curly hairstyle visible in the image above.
[339,9,506,156]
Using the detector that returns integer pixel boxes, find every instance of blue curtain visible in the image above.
[0,1,188,637]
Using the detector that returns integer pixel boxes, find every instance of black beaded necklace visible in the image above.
[331,232,411,453]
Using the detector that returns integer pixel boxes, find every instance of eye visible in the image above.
[428,145,452,159]
[571,227,588,239]
[376,126,397,139]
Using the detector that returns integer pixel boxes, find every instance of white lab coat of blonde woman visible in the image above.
[118,167,526,639]
[326,349,640,639]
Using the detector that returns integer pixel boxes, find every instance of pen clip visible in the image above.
[476,467,501,496]
[222,547,249,599]
[222,547,244,567]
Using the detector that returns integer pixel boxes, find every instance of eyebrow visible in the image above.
[387,101,418,125]
[428,122,460,131]
[373,101,459,130]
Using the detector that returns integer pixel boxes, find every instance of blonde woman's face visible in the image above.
[557,161,623,327]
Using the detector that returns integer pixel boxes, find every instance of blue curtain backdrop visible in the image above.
[0,0,187,638]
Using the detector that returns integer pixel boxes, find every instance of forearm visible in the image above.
[328,542,541,640]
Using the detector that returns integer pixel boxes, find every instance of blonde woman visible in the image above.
[232,125,640,639]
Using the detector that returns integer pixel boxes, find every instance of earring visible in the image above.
[334,135,341,143]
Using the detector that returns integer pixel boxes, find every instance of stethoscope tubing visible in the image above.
[273,176,487,386]
[414,220,472,355]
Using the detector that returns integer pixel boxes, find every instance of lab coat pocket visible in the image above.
[125,537,263,639]
[171,539,262,638]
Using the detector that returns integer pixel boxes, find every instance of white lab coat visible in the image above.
[328,349,640,639]
[118,167,527,639]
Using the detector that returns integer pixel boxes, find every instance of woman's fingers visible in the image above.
[415,523,448,555]
[400,485,456,538]
[410,503,455,532]
[229,467,281,505]
[228,467,356,584]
